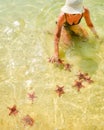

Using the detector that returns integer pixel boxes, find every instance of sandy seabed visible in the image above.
[0,0,104,130]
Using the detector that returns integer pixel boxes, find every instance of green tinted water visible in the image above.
[0,0,104,130]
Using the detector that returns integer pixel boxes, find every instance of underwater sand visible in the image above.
[0,0,104,130]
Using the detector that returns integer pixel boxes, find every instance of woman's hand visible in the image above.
[48,56,64,65]
[48,56,58,63]
[90,27,99,39]
[94,33,99,39]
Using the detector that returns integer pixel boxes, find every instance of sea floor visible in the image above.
[0,0,104,130]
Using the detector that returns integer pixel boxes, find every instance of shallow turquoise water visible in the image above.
[0,0,104,130]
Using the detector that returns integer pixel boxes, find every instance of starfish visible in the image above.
[77,72,88,80]
[55,85,65,97]
[28,92,37,104]
[64,63,72,71]
[73,80,85,92]
[8,105,19,116]
[57,59,64,65]
[22,115,34,126]
[85,77,94,84]
[77,72,94,84]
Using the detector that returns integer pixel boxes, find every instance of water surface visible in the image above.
[0,0,104,130]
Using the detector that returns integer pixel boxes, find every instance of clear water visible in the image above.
[0,0,104,130]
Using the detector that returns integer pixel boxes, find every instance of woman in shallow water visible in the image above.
[50,0,99,63]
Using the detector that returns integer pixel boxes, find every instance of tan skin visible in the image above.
[50,8,99,63]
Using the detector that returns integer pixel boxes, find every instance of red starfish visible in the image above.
[64,63,72,71]
[55,85,65,97]
[8,105,19,116]
[57,59,64,65]
[73,80,85,92]
[77,72,94,84]
[77,72,88,80]
[22,115,34,126]
[85,77,94,84]
[28,92,37,104]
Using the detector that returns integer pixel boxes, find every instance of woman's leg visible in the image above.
[60,26,73,46]
[70,24,89,39]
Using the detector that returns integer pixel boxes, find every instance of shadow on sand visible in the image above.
[65,37,101,74]
[74,37,100,74]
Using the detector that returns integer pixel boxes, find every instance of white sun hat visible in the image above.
[61,0,84,14]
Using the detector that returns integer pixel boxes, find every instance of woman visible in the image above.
[50,0,99,63]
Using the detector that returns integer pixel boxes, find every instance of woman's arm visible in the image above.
[50,13,65,62]
[83,8,99,38]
